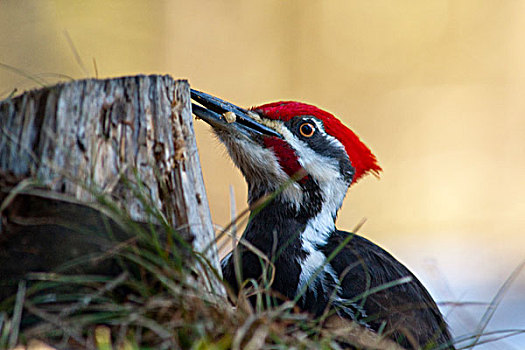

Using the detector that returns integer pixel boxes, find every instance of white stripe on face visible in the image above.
[280,124,349,218]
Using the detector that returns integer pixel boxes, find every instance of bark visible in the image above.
[0,75,223,297]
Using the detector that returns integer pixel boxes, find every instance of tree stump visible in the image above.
[0,75,223,298]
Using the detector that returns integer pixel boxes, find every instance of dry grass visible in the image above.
[0,181,524,350]
[0,181,408,350]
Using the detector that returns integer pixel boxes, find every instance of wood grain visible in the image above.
[0,75,223,297]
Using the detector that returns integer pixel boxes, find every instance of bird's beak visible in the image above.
[191,89,281,138]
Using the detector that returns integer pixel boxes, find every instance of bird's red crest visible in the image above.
[253,102,381,184]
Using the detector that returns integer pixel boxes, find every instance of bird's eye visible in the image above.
[299,122,315,138]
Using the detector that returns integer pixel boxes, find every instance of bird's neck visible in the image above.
[245,177,348,250]
[236,179,348,303]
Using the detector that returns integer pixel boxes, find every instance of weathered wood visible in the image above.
[0,75,223,296]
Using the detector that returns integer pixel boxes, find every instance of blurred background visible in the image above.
[1,1,523,348]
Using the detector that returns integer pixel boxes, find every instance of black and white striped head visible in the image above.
[191,90,381,221]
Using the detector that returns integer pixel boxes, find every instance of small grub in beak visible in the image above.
[223,111,237,124]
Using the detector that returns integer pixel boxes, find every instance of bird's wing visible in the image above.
[322,231,453,348]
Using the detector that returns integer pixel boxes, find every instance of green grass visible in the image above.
[0,166,523,349]
[0,176,409,349]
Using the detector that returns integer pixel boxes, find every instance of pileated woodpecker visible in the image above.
[192,90,454,349]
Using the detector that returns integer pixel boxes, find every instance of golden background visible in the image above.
[1,1,524,347]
